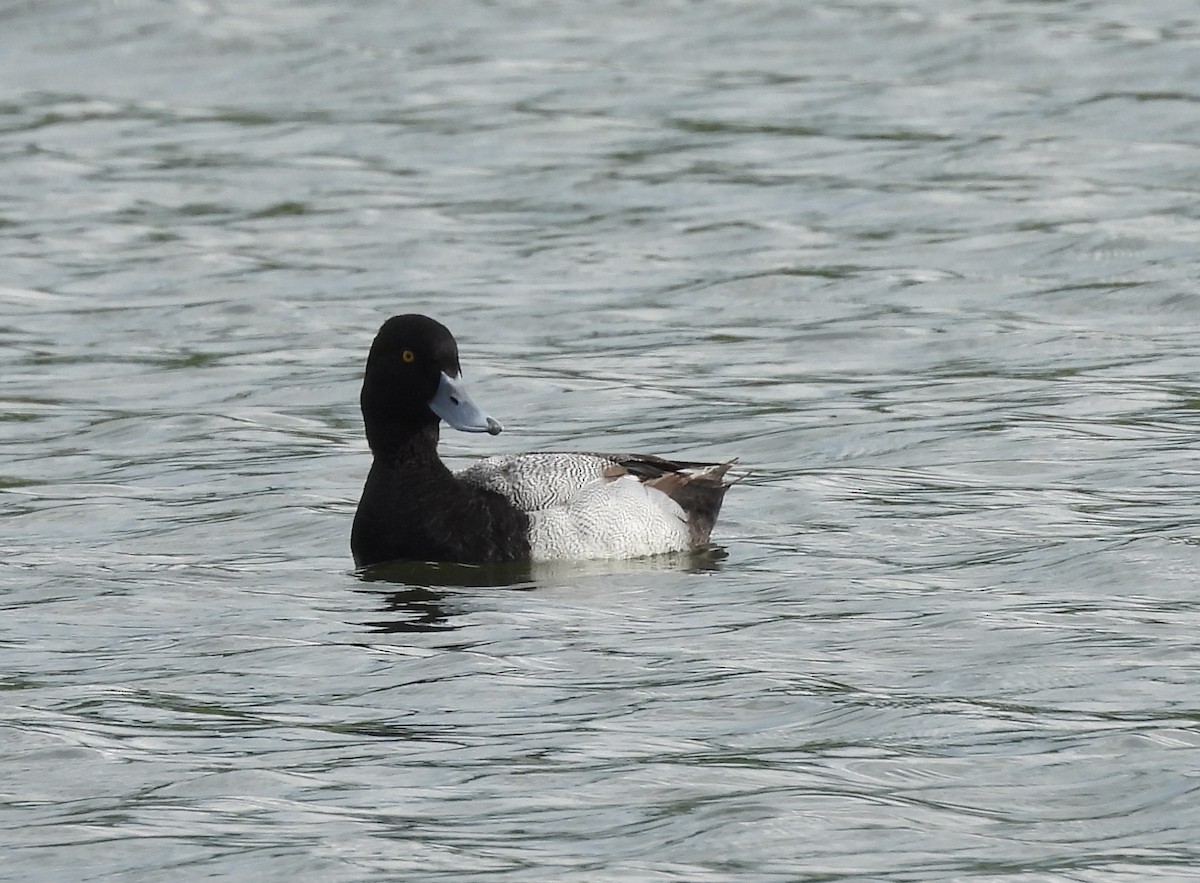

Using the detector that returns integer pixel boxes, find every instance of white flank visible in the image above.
[456,453,692,560]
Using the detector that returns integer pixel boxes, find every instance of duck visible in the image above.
[350,314,735,567]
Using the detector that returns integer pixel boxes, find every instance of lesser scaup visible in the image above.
[350,314,735,567]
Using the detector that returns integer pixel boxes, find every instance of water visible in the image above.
[4,0,1200,879]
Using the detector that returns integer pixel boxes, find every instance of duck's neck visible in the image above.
[365,418,445,468]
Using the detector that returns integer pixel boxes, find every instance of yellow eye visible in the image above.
[402,350,416,363]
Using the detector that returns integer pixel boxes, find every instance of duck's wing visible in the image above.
[593,454,736,546]
[455,452,617,511]
[455,452,735,559]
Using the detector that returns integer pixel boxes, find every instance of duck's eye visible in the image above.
[402,350,416,363]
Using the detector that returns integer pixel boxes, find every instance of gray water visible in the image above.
[4,1,1200,880]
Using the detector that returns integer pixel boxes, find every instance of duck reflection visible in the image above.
[355,549,727,633]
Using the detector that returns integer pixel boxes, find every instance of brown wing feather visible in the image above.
[596,454,736,545]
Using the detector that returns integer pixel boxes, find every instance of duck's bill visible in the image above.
[429,372,503,435]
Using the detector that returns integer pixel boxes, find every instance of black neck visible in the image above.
[364,416,444,465]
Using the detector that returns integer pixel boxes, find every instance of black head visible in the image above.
[360,314,501,451]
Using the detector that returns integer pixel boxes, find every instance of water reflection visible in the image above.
[357,558,540,590]
[360,586,464,634]
[357,548,727,588]
[356,549,727,632]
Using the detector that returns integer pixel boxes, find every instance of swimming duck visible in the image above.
[350,314,735,567]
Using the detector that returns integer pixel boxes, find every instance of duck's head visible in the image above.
[360,314,502,448]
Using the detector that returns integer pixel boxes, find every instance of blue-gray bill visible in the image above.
[429,372,503,435]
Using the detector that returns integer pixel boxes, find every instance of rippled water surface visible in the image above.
[5,1,1200,879]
